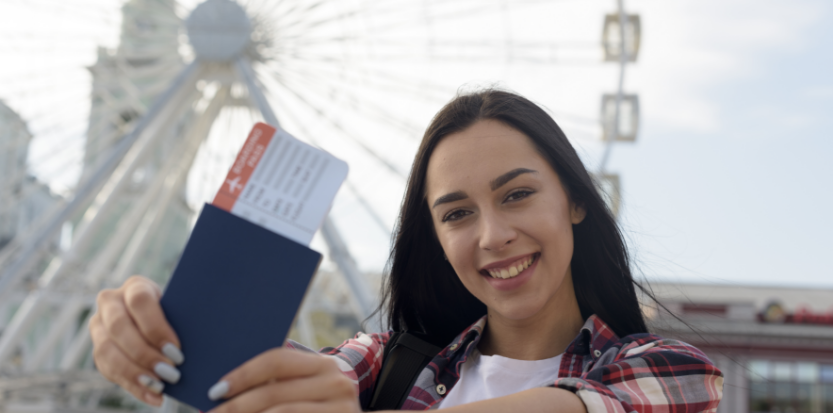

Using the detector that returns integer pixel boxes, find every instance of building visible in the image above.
[80,0,194,281]
[646,281,833,413]
[0,100,62,253]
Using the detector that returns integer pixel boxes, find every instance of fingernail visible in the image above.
[154,362,181,384]
[208,380,229,401]
[162,342,185,365]
[138,374,164,394]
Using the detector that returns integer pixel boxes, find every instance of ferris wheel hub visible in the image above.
[186,0,252,62]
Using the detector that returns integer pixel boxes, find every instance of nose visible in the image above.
[478,210,517,251]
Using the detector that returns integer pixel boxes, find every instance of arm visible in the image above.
[430,387,586,413]
[208,332,389,413]
[207,351,587,413]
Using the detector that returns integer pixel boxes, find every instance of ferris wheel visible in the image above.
[0,0,641,409]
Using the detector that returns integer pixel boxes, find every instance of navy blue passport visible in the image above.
[160,204,322,411]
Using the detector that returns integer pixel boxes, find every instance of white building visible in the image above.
[0,100,61,252]
[80,0,194,281]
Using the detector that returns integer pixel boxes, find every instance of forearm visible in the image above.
[379,387,587,413]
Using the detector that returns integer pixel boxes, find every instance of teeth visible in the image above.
[487,255,535,279]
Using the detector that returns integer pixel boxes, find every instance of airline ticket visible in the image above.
[212,123,348,246]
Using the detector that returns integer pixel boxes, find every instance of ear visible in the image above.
[570,202,587,224]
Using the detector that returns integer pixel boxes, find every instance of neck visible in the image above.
[477,270,584,360]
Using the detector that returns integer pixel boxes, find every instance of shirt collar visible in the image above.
[564,314,621,357]
[444,314,620,359]
[446,315,487,355]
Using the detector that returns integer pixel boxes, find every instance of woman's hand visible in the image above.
[90,276,184,406]
[207,347,360,413]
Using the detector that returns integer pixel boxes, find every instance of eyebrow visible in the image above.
[431,168,538,209]
[432,191,468,209]
[490,168,537,191]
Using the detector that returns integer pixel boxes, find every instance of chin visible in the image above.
[489,301,548,321]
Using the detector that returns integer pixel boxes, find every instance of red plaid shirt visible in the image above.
[288,315,723,412]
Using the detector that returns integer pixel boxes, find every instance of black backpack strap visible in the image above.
[367,332,442,411]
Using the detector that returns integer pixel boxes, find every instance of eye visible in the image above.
[504,189,534,202]
[442,209,471,222]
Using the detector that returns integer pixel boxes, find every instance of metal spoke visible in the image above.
[268,64,425,138]
[266,71,408,179]
[266,84,392,235]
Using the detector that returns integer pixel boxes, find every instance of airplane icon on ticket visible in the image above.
[226,176,243,194]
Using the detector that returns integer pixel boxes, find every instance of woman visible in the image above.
[90,90,723,412]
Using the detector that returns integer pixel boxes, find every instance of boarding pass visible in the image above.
[212,123,348,246]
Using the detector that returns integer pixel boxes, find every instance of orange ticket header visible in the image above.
[212,122,277,212]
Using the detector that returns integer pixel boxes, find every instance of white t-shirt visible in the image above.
[437,349,563,409]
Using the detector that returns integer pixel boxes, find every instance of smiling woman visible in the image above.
[386,90,651,345]
[90,90,723,413]
[368,89,724,411]
[425,119,587,359]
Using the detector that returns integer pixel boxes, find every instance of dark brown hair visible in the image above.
[380,89,647,344]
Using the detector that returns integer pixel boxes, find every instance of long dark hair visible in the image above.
[380,89,647,344]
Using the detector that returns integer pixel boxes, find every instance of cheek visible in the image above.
[524,203,575,255]
[437,228,478,272]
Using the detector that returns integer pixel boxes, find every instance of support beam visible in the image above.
[108,84,231,286]
[0,62,202,301]
[56,84,231,372]
[59,314,92,371]
[0,67,204,366]
[0,91,204,365]
[24,298,86,372]
[321,219,378,329]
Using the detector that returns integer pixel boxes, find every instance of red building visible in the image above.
[646,282,833,413]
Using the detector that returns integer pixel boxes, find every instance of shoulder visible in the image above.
[575,315,717,368]
[552,317,723,413]
[610,332,716,365]
[582,319,721,380]
[592,332,723,390]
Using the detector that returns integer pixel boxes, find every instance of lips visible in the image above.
[480,253,539,280]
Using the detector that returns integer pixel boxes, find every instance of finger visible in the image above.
[211,349,335,400]
[90,314,166,406]
[98,290,179,381]
[143,392,164,407]
[209,374,356,413]
[123,277,183,363]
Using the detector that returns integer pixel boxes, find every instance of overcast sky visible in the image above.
[1,0,830,289]
[615,0,832,287]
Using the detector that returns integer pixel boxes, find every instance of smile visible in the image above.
[481,253,539,280]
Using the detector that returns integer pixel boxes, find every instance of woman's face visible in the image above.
[425,119,585,323]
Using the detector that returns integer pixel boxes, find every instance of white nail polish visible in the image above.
[208,380,229,401]
[139,374,164,394]
[162,342,185,365]
[154,362,181,384]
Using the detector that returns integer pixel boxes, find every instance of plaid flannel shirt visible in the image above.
[288,315,723,412]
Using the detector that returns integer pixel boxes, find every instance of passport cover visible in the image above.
[160,203,322,411]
